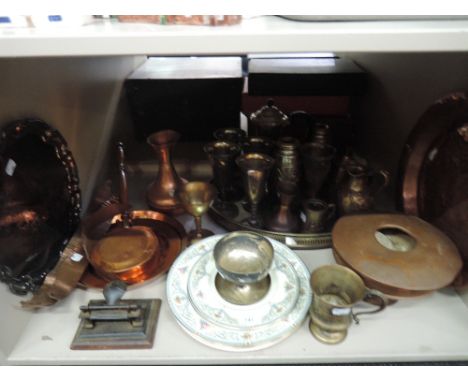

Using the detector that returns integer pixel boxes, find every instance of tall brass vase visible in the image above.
[146,130,187,215]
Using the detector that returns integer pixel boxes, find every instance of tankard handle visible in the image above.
[351,288,387,325]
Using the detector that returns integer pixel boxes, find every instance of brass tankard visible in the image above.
[309,264,386,344]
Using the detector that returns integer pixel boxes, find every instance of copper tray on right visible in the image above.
[399,92,468,286]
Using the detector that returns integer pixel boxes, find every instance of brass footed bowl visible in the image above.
[213,231,274,305]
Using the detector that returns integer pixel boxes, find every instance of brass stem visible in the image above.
[194,215,203,237]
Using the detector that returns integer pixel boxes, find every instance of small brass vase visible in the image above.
[264,137,302,232]
[274,136,301,194]
[146,130,187,215]
[236,153,275,228]
[264,192,302,233]
[178,181,216,245]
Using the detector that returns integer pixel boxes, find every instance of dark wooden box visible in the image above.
[247,56,367,96]
[125,57,244,142]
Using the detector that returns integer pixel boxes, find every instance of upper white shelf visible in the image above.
[1,16,468,57]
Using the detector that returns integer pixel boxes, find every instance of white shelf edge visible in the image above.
[1,17,468,57]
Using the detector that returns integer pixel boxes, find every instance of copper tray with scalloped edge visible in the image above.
[0,119,80,294]
[399,92,468,286]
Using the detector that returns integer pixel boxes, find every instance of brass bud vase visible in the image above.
[264,192,302,233]
[146,130,187,215]
[236,153,275,228]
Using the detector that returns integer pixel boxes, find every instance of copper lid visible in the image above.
[90,226,158,274]
[332,214,463,293]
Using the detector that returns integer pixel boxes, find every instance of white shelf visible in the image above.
[1,16,468,57]
[5,215,468,365]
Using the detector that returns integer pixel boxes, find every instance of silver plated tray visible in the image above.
[208,203,332,250]
[166,234,311,352]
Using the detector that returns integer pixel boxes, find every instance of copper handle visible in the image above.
[352,289,387,324]
[117,142,130,227]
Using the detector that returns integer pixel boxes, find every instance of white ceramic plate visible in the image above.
[166,234,311,352]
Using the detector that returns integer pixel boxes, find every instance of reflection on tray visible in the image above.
[209,199,333,250]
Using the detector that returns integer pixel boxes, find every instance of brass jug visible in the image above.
[337,165,390,215]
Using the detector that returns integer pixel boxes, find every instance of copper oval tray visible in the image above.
[0,119,80,294]
[80,210,186,289]
[399,92,468,285]
[208,201,332,250]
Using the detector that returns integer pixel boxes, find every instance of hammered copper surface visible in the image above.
[399,92,468,285]
[332,214,463,297]
[0,119,80,294]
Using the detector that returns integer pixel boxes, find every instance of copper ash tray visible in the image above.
[80,209,187,289]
